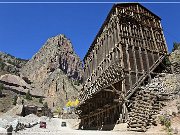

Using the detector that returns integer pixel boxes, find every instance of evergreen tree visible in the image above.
[0,83,4,96]
[172,42,180,52]
[13,95,18,105]
[25,90,32,100]
[163,56,171,66]
[43,102,48,109]
[39,97,43,103]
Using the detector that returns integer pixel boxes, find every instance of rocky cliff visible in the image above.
[170,48,180,74]
[20,34,83,108]
[21,34,83,82]
[0,52,27,75]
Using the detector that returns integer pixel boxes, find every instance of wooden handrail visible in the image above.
[126,55,165,99]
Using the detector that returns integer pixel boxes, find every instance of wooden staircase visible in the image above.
[126,55,167,131]
[127,87,160,131]
[126,55,165,99]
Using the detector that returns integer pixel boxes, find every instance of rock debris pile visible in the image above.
[128,72,180,132]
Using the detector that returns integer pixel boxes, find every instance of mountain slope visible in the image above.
[0,52,27,76]
[170,47,180,74]
[20,34,83,108]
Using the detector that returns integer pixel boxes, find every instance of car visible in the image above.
[39,121,46,128]
[61,122,67,127]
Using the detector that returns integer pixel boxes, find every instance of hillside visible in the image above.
[0,34,83,113]
[20,34,83,109]
[148,47,180,134]
[0,52,27,76]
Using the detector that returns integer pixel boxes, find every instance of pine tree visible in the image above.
[39,97,43,103]
[25,90,32,100]
[13,95,18,105]
[172,42,180,52]
[0,83,4,96]
[43,102,48,109]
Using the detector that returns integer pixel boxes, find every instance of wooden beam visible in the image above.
[110,84,120,94]
[132,46,138,82]
[103,89,114,92]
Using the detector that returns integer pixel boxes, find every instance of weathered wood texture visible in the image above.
[77,3,168,130]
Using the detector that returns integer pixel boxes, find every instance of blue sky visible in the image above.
[0,1,180,60]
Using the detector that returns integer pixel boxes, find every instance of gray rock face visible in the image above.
[0,52,27,75]
[21,34,83,82]
[170,48,180,74]
[20,34,83,108]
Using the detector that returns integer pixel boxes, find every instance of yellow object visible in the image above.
[65,99,79,107]
[66,100,72,107]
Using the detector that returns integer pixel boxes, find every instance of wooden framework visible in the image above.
[77,3,168,130]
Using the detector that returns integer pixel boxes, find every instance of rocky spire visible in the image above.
[20,34,83,108]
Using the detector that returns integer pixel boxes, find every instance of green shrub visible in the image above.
[0,88,2,96]
[13,95,18,105]
[0,61,5,70]
[0,83,3,90]
[159,115,172,134]
[0,83,4,96]
[39,97,43,103]
[7,59,16,66]
[54,107,61,114]
[25,90,32,100]
[163,56,171,66]
[43,102,48,109]
[172,42,180,52]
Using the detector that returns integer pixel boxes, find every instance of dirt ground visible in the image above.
[12,118,169,135]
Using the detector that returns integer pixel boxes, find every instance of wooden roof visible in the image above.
[83,3,161,62]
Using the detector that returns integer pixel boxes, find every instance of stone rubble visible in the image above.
[128,71,180,132]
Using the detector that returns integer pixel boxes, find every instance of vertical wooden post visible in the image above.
[159,20,168,53]
[125,44,132,90]
[132,46,138,81]
[122,103,128,122]
[150,27,158,52]
[146,50,152,82]
[138,47,144,73]
[116,7,126,96]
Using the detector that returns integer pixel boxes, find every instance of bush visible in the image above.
[7,59,16,66]
[43,102,48,109]
[39,97,43,103]
[25,90,32,100]
[54,107,61,114]
[163,56,171,66]
[0,61,5,70]
[159,115,172,134]
[13,95,18,105]
[0,83,3,90]
[0,83,4,96]
[177,105,180,113]
[0,88,2,96]
[172,42,180,52]
[74,80,80,86]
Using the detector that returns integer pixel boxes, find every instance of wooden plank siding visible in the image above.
[77,3,168,130]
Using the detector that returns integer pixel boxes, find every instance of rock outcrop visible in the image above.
[21,34,83,82]
[127,47,180,132]
[0,52,27,75]
[20,34,83,108]
[0,74,42,97]
[170,48,180,74]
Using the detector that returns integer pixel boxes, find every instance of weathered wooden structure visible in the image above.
[77,3,169,131]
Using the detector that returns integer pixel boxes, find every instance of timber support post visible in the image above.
[77,3,168,131]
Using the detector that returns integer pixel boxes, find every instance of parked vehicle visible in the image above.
[39,121,46,128]
[61,122,66,127]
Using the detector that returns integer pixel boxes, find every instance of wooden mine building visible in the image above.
[77,3,169,131]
